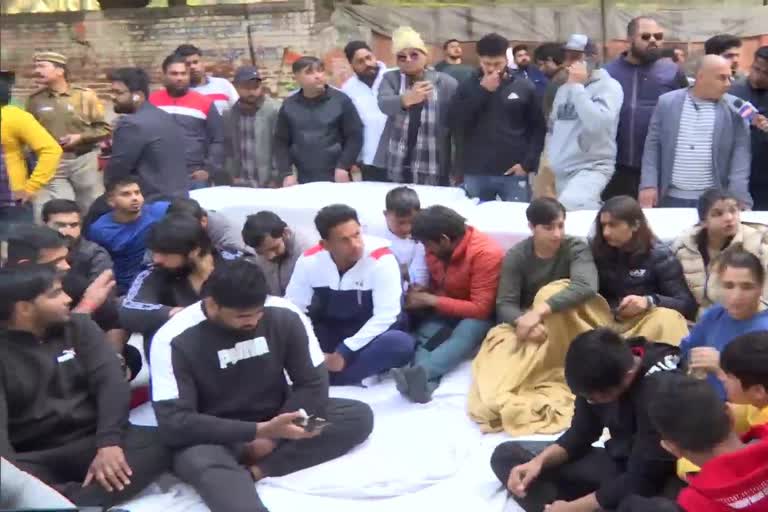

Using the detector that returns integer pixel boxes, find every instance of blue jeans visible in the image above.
[0,203,34,240]
[413,316,493,381]
[330,330,415,386]
[659,196,699,208]
[464,175,531,203]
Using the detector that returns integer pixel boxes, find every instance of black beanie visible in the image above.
[344,41,371,63]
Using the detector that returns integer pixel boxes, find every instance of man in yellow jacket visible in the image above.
[1,70,62,237]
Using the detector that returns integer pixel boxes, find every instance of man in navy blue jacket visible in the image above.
[602,16,689,200]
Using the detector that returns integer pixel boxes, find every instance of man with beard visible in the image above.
[150,259,373,512]
[222,66,281,188]
[602,17,689,201]
[0,265,169,507]
[174,44,239,115]
[120,214,242,353]
[434,39,475,85]
[275,56,363,185]
[4,223,140,379]
[42,199,112,285]
[87,177,170,295]
[511,44,548,97]
[26,52,111,220]
[341,41,389,182]
[242,210,314,296]
[705,34,744,79]
[730,46,768,209]
[149,53,224,189]
[104,67,189,200]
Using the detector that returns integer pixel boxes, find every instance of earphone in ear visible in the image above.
[132,95,140,102]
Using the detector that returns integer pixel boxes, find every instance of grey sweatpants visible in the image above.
[173,398,374,512]
[555,166,614,211]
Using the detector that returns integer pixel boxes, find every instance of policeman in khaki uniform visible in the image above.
[26,51,111,220]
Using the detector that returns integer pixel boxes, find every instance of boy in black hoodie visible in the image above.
[0,265,169,507]
[490,327,680,512]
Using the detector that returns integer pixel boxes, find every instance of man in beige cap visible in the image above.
[375,26,458,185]
[26,51,111,220]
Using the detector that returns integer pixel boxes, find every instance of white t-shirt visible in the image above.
[193,76,239,115]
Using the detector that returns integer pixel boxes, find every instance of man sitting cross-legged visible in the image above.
[0,265,169,507]
[120,214,241,356]
[469,197,601,435]
[491,327,680,512]
[150,259,374,512]
[285,204,415,385]
[394,205,504,403]
[242,210,315,297]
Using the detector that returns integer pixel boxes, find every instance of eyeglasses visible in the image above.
[640,32,664,41]
[397,51,422,62]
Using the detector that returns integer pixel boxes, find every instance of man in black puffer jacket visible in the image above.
[274,56,363,185]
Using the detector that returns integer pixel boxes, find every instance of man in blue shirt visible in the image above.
[87,177,168,295]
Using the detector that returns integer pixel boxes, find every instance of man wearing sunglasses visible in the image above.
[602,17,690,202]
[375,26,458,185]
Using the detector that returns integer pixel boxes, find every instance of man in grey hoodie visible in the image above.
[548,35,624,210]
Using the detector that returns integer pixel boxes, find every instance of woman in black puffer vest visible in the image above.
[590,195,695,345]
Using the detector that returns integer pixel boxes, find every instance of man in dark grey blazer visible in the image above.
[639,55,752,209]
[104,68,189,200]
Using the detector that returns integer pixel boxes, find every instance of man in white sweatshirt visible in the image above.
[286,204,416,385]
[370,186,429,289]
[548,35,624,210]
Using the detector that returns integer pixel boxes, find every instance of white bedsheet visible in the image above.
[125,184,766,510]
[123,363,559,512]
[192,184,768,252]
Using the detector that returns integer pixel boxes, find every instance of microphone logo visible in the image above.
[737,101,757,121]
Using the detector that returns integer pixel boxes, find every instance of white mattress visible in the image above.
[191,184,768,252]
[124,363,559,512]
[126,183,762,510]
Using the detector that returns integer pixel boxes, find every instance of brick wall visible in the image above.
[0,1,315,100]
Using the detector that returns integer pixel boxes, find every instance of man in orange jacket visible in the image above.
[1,70,62,238]
[393,205,504,403]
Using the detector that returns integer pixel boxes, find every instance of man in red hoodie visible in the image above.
[638,373,768,512]
[392,205,503,403]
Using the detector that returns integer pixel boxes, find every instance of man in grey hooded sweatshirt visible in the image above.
[548,35,624,210]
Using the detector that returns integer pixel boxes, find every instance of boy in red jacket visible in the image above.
[392,205,503,403]
[646,373,768,512]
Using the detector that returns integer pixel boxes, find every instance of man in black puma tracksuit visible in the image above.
[150,259,373,512]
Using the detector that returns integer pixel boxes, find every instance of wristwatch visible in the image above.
[645,295,657,311]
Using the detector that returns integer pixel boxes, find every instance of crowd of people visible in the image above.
[1,14,768,512]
